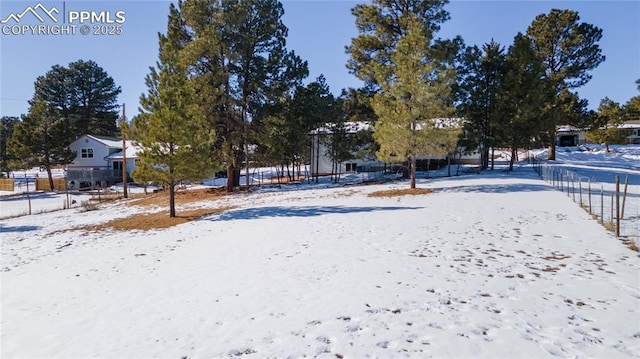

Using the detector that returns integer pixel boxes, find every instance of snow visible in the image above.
[1,148,639,358]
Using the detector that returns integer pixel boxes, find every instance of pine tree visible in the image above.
[32,60,121,138]
[458,40,506,170]
[0,116,20,177]
[181,0,305,191]
[132,3,217,218]
[348,2,456,189]
[8,101,75,189]
[498,34,552,171]
[526,9,605,160]
[586,98,627,152]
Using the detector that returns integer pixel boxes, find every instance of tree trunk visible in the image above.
[226,165,234,192]
[548,131,556,160]
[46,166,54,191]
[169,180,176,218]
[491,148,495,170]
[410,154,416,189]
[509,147,516,171]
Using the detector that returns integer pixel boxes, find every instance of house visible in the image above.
[309,122,383,176]
[309,119,480,177]
[554,120,640,146]
[555,125,587,147]
[619,119,640,144]
[67,134,140,189]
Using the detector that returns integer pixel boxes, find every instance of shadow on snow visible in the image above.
[433,183,555,194]
[206,205,422,221]
[0,224,41,233]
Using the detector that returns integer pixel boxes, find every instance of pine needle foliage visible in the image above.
[132,4,217,218]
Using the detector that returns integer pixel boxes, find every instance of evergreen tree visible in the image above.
[498,34,552,171]
[132,3,217,218]
[348,1,456,188]
[526,9,605,160]
[458,41,506,170]
[340,87,379,163]
[0,116,20,177]
[253,75,334,181]
[32,60,122,138]
[181,0,306,191]
[586,98,627,151]
[8,101,75,189]
[623,79,640,120]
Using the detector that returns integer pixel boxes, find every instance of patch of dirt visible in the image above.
[542,252,571,261]
[78,206,236,232]
[368,188,433,197]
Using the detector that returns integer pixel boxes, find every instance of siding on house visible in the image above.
[309,120,479,176]
[620,120,640,144]
[68,134,139,188]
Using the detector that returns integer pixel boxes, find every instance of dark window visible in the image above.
[81,148,94,158]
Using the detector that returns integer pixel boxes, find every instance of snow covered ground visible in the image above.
[540,144,640,240]
[1,151,639,358]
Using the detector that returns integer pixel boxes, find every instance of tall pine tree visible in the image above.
[32,60,121,138]
[526,9,605,160]
[458,40,506,170]
[498,34,552,171]
[8,101,75,190]
[132,3,217,218]
[348,1,456,188]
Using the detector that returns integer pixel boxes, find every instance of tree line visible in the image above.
[1,0,639,216]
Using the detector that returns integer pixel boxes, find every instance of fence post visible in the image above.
[616,176,620,237]
[579,178,583,207]
[560,171,563,192]
[621,175,628,220]
[610,193,614,229]
[588,179,592,215]
[600,185,604,223]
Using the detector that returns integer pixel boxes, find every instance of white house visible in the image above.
[309,119,479,177]
[309,122,383,176]
[67,134,139,189]
[620,119,640,144]
[554,120,640,146]
[555,125,587,147]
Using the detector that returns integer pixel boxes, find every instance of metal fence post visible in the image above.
[616,176,620,237]
[588,179,592,215]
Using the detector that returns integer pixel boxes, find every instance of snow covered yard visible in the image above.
[1,165,638,358]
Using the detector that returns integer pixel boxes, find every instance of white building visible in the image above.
[309,120,479,177]
[67,134,139,189]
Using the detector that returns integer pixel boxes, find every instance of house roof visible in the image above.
[309,121,373,135]
[105,144,141,160]
[309,118,464,135]
[85,134,124,148]
[619,119,640,129]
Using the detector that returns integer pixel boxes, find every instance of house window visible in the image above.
[81,148,94,158]
[345,163,357,172]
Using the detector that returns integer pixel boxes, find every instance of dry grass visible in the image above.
[127,187,244,208]
[542,253,571,261]
[78,206,236,232]
[621,238,639,252]
[368,188,433,198]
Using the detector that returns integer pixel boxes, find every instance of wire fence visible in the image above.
[530,158,639,247]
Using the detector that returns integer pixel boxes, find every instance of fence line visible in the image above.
[530,157,638,245]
